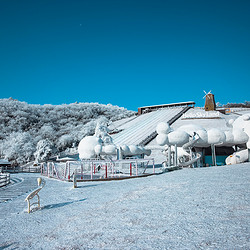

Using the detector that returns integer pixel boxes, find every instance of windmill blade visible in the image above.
[207,90,212,99]
[203,90,207,99]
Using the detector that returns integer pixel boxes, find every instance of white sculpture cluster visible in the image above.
[78,122,151,160]
[156,113,250,165]
[156,115,250,148]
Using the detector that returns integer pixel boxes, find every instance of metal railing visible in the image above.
[0,173,10,187]
[41,159,155,181]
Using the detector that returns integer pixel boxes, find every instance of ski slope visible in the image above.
[112,107,186,146]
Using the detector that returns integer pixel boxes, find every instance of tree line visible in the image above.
[0,98,134,165]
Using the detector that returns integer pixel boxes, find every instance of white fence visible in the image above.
[0,173,10,187]
[41,159,155,181]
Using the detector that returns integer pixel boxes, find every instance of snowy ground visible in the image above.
[0,164,250,249]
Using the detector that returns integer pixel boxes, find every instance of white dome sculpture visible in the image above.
[156,122,171,135]
[103,144,117,155]
[121,145,130,155]
[78,136,102,159]
[232,128,249,145]
[94,144,102,155]
[224,130,234,146]
[233,113,250,148]
[156,134,169,146]
[178,124,205,136]
[195,129,208,147]
[167,130,189,146]
[226,149,248,165]
[207,129,226,145]
[143,148,152,156]
[129,145,141,155]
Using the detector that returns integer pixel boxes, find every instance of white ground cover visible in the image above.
[0,164,249,249]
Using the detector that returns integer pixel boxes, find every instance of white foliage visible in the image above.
[2,132,36,165]
[0,98,134,164]
[34,139,54,163]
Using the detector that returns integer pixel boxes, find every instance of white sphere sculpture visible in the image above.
[156,134,169,146]
[232,128,249,145]
[78,136,102,159]
[94,144,102,155]
[167,130,189,146]
[129,145,140,155]
[195,129,208,147]
[207,129,226,145]
[224,131,234,145]
[233,113,250,148]
[121,145,130,155]
[156,122,171,135]
[103,144,117,155]
[178,124,205,136]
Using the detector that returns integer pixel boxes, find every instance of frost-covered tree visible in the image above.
[34,139,55,163]
[2,132,36,165]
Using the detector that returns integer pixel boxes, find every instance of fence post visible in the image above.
[73,172,77,188]
[91,162,93,180]
[105,164,108,178]
[81,162,83,179]
[130,163,132,176]
[47,162,50,177]
[68,162,71,181]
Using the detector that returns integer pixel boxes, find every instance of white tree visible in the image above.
[2,132,36,165]
[34,139,54,163]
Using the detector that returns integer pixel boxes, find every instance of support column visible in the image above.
[168,145,171,167]
[211,144,216,166]
[174,144,178,167]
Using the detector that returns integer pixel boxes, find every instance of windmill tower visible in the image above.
[203,90,216,111]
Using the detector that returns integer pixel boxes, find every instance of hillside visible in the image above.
[0,98,135,165]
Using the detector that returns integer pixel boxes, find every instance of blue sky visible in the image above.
[0,0,249,111]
